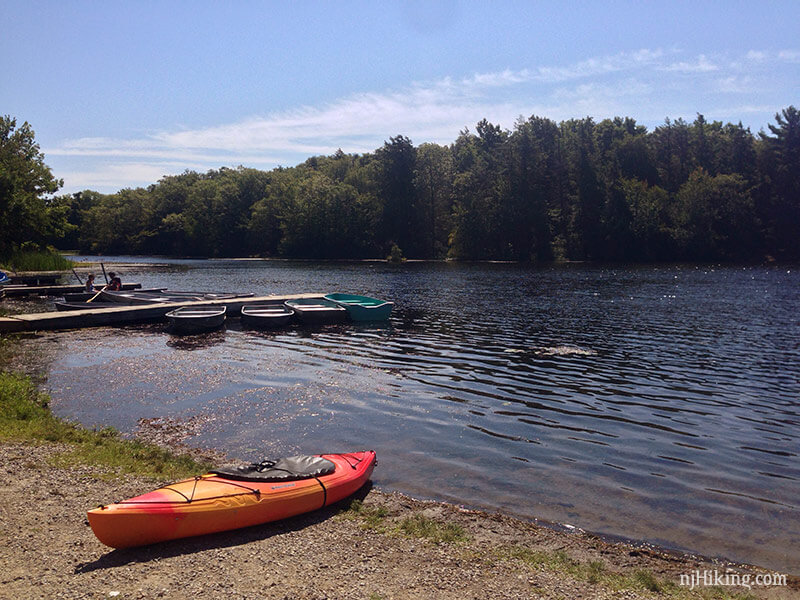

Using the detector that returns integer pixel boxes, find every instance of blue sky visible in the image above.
[3,0,798,194]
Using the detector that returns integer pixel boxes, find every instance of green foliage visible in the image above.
[672,169,756,260]
[1,247,75,271]
[386,243,405,262]
[758,106,800,257]
[9,105,796,263]
[0,116,68,258]
[0,370,208,479]
[377,135,419,256]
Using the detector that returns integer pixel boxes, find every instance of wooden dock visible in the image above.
[0,293,323,333]
[2,282,143,298]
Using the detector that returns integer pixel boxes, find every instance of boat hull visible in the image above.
[241,303,295,328]
[166,306,226,334]
[63,288,166,302]
[285,298,347,324]
[100,290,254,305]
[87,451,376,548]
[324,293,394,321]
[55,301,120,311]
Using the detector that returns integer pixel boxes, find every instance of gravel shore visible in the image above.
[0,441,797,600]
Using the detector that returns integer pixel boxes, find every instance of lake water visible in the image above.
[21,257,800,573]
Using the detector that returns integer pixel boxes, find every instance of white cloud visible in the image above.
[778,49,800,63]
[662,54,718,73]
[715,76,754,94]
[461,69,532,87]
[47,48,789,193]
[746,50,768,62]
[532,48,666,82]
[63,163,186,191]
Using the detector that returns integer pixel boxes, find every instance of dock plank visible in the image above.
[0,294,323,332]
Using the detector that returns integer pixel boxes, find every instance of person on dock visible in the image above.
[84,274,96,293]
[106,272,122,291]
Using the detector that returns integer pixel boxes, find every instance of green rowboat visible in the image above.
[324,293,394,321]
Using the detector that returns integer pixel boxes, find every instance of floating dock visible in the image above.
[0,293,322,333]
[2,282,143,297]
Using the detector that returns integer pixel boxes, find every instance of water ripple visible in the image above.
[40,259,800,574]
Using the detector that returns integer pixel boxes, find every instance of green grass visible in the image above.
[397,513,469,544]
[0,370,210,479]
[340,501,469,545]
[339,498,390,531]
[1,248,75,272]
[500,545,759,599]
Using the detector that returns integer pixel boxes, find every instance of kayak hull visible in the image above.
[87,451,376,548]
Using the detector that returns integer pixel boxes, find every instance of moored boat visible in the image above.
[165,305,226,334]
[87,450,376,548]
[63,288,166,302]
[324,293,394,321]
[99,290,254,305]
[241,302,295,328]
[54,301,121,311]
[284,297,347,325]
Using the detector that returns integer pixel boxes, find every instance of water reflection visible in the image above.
[166,329,227,351]
[36,259,800,573]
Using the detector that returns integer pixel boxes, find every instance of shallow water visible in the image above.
[27,257,800,572]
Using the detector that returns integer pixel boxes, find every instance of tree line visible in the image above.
[3,107,799,263]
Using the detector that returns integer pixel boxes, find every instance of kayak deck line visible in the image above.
[115,475,263,505]
[0,293,324,333]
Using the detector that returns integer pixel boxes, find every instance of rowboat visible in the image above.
[99,290,254,305]
[241,302,295,328]
[54,301,120,311]
[63,288,166,302]
[1,282,142,298]
[165,305,226,334]
[284,297,347,325]
[87,451,376,548]
[0,271,9,285]
[324,293,395,321]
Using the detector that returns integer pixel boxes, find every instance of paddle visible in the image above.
[101,263,109,284]
[72,269,84,286]
[86,284,108,303]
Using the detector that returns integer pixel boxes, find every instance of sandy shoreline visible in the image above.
[1,441,797,600]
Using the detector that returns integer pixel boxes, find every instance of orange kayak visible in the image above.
[88,451,376,548]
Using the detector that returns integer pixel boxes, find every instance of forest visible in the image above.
[3,107,800,263]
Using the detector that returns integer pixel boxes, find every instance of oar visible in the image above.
[72,269,84,286]
[101,263,109,284]
[86,284,108,303]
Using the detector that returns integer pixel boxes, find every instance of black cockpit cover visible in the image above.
[210,455,336,482]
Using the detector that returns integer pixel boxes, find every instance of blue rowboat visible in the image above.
[0,271,9,285]
[324,293,394,321]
